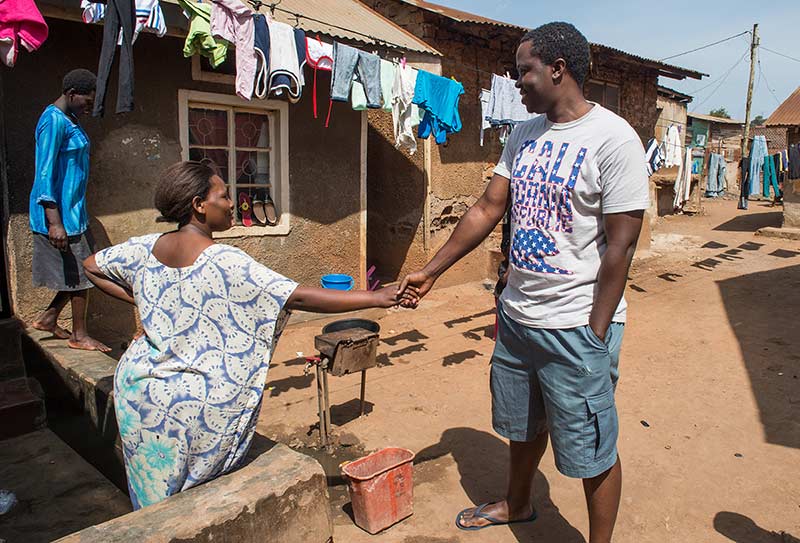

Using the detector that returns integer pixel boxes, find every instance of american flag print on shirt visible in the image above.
[509,139,588,275]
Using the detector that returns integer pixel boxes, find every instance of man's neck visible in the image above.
[546,93,593,124]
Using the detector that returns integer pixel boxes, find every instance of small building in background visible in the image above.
[687,112,744,192]
[765,86,800,230]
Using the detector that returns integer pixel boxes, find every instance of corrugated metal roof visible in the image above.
[396,0,705,80]
[658,85,693,102]
[160,0,440,55]
[765,86,800,126]
[688,112,744,125]
[398,0,524,29]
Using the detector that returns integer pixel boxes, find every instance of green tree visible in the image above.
[709,107,731,119]
[750,114,766,127]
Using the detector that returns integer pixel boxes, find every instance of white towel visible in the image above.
[486,74,535,126]
[392,64,418,155]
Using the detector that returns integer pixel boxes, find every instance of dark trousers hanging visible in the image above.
[738,157,750,210]
[93,0,135,116]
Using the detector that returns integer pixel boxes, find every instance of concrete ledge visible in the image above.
[756,226,800,240]
[55,442,333,543]
[23,330,334,543]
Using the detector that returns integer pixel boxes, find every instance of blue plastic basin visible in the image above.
[321,273,354,291]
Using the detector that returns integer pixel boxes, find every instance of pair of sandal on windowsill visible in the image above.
[239,191,278,227]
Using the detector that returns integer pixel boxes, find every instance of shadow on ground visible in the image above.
[712,211,782,232]
[714,511,799,542]
[416,427,585,542]
[717,263,800,449]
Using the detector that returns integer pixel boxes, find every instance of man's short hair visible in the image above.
[62,69,97,95]
[520,22,591,88]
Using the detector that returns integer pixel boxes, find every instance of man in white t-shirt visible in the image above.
[399,22,649,541]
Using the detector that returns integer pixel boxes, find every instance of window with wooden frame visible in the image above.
[584,80,620,114]
[178,90,290,237]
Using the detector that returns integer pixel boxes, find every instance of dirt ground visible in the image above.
[259,198,800,543]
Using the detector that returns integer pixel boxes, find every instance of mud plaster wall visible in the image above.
[3,19,363,338]
[362,0,516,285]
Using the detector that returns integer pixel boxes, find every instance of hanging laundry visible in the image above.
[178,0,229,68]
[257,17,305,103]
[748,135,768,197]
[331,43,381,109]
[0,0,48,68]
[413,71,464,144]
[762,154,780,199]
[673,146,693,210]
[479,89,491,146]
[738,156,751,210]
[380,60,396,113]
[93,0,135,116]
[392,63,418,155]
[306,36,333,119]
[351,59,395,112]
[486,74,535,127]
[81,0,166,43]
[253,14,270,99]
[664,124,682,167]
[211,0,256,100]
[644,137,664,176]
[789,144,800,180]
[704,153,726,197]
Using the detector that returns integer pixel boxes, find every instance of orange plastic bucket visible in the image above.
[341,447,415,534]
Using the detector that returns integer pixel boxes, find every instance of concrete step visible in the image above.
[0,317,25,381]
[0,377,45,439]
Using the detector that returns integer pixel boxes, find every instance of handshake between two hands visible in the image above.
[373,269,438,309]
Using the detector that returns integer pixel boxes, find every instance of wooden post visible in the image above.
[742,24,759,157]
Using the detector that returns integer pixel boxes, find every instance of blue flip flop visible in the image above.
[455,502,538,531]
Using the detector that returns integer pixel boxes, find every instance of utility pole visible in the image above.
[742,23,759,157]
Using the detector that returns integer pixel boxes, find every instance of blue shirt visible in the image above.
[413,71,464,145]
[29,105,90,236]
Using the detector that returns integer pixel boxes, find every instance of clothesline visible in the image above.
[248,0,510,80]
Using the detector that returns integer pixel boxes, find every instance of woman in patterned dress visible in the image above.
[82,161,409,509]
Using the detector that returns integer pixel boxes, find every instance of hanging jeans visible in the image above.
[748,135,768,196]
[762,155,780,198]
[705,153,726,197]
[93,0,134,116]
[330,43,381,108]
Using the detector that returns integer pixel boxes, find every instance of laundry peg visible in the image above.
[505,71,511,79]
[293,14,300,28]
[400,57,407,69]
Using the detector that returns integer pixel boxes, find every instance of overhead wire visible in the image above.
[757,57,782,105]
[660,30,750,61]
[759,45,800,64]
[690,47,750,112]
[686,45,750,102]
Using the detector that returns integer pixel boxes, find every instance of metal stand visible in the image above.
[308,357,369,448]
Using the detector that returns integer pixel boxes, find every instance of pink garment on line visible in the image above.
[210,0,256,100]
[0,0,49,67]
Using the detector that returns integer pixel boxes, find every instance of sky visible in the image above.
[433,0,800,122]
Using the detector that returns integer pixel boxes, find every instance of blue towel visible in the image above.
[413,71,464,144]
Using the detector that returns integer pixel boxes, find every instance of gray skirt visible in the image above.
[32,231,95,291]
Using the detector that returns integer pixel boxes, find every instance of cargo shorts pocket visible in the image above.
[584,388,618,462]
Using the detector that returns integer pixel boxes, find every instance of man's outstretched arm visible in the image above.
[399,174,511,303]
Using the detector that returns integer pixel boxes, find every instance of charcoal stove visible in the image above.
[305,319,380,447]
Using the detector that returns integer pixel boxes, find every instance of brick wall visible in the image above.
[752,125,788,153]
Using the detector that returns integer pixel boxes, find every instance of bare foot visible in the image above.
[455,500,536,530]
[31,320,71,339]
[68,336,111,352]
